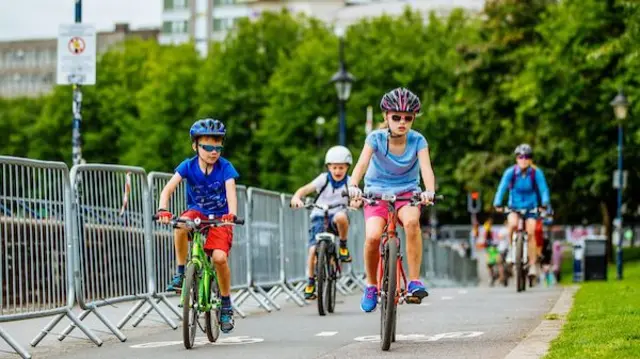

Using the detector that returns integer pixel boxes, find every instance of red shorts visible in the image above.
[363,191,421,226]
[180,209,233,255]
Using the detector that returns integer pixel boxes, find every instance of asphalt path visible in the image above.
[12,284,562,359]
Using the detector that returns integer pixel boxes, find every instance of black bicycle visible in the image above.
[497,207,540,292]
[293,202,346,316]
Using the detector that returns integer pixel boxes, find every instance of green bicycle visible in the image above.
[154,215,244,349]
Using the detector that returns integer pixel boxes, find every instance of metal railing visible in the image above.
[0,157,480,358]
[0,157,101,359]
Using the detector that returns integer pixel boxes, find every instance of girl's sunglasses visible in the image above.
[517,154,532,160]
[199,144,224,153]
[390,114,414,122]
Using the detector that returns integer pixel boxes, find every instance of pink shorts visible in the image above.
[363,191,420,226]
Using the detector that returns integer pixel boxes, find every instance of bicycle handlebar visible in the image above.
[495,207,549,217]
[152,215,245,229]
[341,191,443,206]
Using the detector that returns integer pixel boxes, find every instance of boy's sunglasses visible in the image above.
[199,144,224,153]
[517,154,532,160]
[390,114,414,122]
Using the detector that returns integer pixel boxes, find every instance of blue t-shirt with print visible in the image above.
[175,156,239,216]
[364,129,428,195]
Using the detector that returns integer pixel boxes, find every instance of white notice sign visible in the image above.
[57,23,96,85]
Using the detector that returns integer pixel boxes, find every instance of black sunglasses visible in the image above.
[390,114,414,122]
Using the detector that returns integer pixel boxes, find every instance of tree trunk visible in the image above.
[600,201,613,263]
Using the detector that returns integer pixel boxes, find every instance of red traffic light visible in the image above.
[471,191,479,200]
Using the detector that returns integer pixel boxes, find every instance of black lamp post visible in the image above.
[610,90,629,280]
[330,28,355,146]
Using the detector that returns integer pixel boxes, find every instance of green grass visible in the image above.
[544,260,640,359]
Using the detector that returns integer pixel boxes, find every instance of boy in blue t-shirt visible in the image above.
[156,118,239,333]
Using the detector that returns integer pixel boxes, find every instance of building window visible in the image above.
[162,21,173,33]
[164,0,187,10]
[163,21,189,34]
[173,20,188,33]
[213,0,235,5]
[213,18,235,32]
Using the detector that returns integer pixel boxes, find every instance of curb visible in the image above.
[504,285,578,359]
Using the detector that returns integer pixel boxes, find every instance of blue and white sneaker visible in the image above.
[408,280,429,300]
[360,286,378,312]
[166,274,183,292]
[220,307,235,333]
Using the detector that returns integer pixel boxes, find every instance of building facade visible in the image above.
[0,23,159,98]
[160,0,484,55]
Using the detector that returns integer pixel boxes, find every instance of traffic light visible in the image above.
[467,191,482,214]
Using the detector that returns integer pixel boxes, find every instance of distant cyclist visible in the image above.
[493,144,550,282]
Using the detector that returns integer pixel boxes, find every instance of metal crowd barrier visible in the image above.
[241,188,303,313]
[0,157,101,359]
[56,164,176,344]
[126,172,186,326]
[280,194,310,300]
[0,156,480,358]
[227,185,253,317]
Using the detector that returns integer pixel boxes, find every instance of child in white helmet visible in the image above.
[291,145,354,300]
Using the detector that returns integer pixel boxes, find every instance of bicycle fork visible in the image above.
[376,236,410,305]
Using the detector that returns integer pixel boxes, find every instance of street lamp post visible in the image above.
[330,28,355,147]
[610,90,629,280]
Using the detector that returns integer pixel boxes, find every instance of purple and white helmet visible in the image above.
[380,87,421,113]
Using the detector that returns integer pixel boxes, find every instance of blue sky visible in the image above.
[0,0,162,41]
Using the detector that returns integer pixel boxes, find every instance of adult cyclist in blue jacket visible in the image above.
[493,144,550,279]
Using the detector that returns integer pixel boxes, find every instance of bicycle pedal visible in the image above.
[405,296,422,304]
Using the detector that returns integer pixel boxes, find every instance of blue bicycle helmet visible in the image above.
[189,118,226,140]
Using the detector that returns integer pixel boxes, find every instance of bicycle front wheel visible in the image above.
[205,273,221,343]
[380,238,397,351]
[316,241,328,316]
[327,249,337,314]
[183,263,199,349]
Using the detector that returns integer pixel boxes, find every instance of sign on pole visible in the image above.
[612,170,628,189]
[57,23,96,85]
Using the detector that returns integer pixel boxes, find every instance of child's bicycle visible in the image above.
[292,201,347,316]
[153,214,244,349]
[353,192,442,351]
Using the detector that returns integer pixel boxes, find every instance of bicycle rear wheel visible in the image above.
[183,263,199,349]
[515,235,525,292]
[205,273,221,343]
[380,238,397,351]
[316,241,328,316]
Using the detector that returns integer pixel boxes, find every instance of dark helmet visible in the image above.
[189,118,226,140]
[380,87,421,113]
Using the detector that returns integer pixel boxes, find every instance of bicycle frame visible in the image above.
[508,209,537,264]
[180,229,219,312]
[303,202,346,274]
[376,201,409,305]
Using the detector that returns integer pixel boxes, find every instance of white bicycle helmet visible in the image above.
[324,146,353,165]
